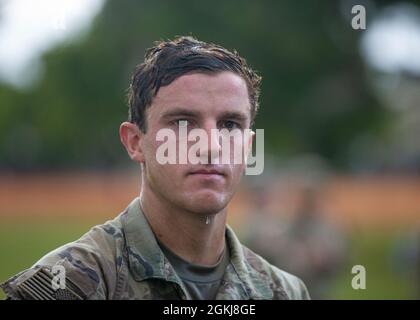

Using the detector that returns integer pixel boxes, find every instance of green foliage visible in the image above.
[0,0,391,170]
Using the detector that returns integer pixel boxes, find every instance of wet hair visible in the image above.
[127,36,261,132]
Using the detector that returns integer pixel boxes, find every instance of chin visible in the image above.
[186,190,228,215]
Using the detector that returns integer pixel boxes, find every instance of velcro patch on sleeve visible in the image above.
[14,267,85,300]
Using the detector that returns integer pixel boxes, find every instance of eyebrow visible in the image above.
[161,108,249,123]
[218,111,249,123]
[160,108,200,120]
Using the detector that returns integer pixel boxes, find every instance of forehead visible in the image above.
[149,71,251,119]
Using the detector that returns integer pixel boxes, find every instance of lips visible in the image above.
[188,166,226,176]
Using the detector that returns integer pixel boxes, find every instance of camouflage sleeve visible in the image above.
[1,224,121,300]
[273,269,311,300]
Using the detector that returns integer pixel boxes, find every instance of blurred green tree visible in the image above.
[0,0,397,170]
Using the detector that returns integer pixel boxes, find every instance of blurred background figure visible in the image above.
[244,184,346,299]
[242,184,290,268]
[279,186,346,299]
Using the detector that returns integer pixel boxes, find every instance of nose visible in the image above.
[197,121,221,164]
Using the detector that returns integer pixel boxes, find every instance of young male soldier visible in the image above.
[1,36,310,300]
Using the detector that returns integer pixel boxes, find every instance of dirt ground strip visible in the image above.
[0,171,419,228]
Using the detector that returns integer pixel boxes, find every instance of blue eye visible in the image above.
[222,120,240,130]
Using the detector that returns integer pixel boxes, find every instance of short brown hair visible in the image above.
[127,36,261,132]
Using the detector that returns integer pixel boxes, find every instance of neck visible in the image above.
[139,186,227,266]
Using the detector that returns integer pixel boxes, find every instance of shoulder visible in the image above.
[242,245,310,300]
[1,215,126,300]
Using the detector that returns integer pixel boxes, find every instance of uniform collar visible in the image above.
[224,224,283,299]
[121,198,179,283]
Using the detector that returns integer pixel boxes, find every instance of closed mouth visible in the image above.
[188,167,225,176]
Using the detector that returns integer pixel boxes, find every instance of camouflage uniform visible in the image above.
[1,198,310,300]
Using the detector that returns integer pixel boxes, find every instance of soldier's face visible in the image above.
[139,71,252,215]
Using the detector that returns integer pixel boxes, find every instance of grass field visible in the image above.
[329,229,417,299]
[0,217,417,299]
[0,217,97,299]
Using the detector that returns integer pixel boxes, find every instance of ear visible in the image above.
[119,122,145,163]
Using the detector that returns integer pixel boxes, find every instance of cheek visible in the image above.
[226,135,248,165]
[231,164,245,181]
[143,132,162,165]
[143,135,184,182]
